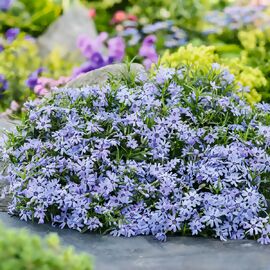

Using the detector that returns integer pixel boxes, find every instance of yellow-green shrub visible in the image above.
[160,44,266,104]
[237,28,270,102]
[0,224,93,270]
[0,33,80,113]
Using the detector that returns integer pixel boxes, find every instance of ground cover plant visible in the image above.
[0,223,93,270]
[2,62,270,244]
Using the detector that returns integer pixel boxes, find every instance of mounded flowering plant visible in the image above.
[2,63,270,244]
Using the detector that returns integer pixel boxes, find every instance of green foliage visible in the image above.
[0,35,39,111]
[160,44,266,104]
[0,0,62,36]
[161,45,218,70]
[0,33,80,113]
[199,5,270,102]
[88,0,231,33]
[0,224,93,270]
[43,48,80,79]
[128,0,210,31]
[87,0,123,9]
[238,28,270,102]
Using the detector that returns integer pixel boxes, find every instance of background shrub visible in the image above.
[160,44,266,104]
[0,223,93,270]
[0,0,62,36]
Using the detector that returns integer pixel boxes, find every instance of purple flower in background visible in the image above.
[0,0,13,11]
[77,32,108,60]
[0,44,4,53]
[108,36,125,62]
[5,28,20,43]
[141,35,156,46]
[139,35,158,69]
[26,67,44,89]
[0,74,8,93]
[91,52,105,67]
[75,33,125,77]
[73,62,94,77]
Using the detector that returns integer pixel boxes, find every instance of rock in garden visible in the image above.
[37,3,98,58]
[66,63,146,88]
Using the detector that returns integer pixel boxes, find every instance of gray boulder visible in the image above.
[37,3,98,58]
[66,63,146,88]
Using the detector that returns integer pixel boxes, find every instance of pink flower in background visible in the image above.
[249,0,270,6]
[10,100,19,112]
[56,76,71,85]
[34,85,49,96]
[139,35,158,69]
[0,100,20,117]
[111,11,127,24]
[111,10,137,24]
[34,76,70,96]
[127,14,137,21]
[88,8,96,18]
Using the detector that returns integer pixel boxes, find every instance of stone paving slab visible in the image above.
[0,213,270,270]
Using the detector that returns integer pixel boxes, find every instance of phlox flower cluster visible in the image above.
[2,63,270,243]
